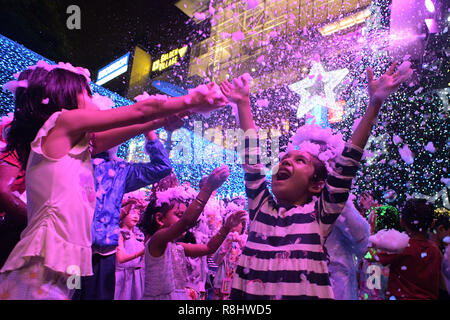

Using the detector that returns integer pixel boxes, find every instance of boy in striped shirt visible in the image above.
[218,62,413,299]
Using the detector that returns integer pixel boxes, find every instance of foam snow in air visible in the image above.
[397,61,412,76]
[245,0,260,9]
[398,144,414,164]
[393,135,403,145]
[232,31,245,42]
[134,91,151,102]
[194,12,206,20]
[2,80,28,94]
[424,142,436,153]
[92,93,114,110]
[369,229,410,253]
[256,55,265,65]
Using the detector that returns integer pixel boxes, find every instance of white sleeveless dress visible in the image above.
[0,111,95,299]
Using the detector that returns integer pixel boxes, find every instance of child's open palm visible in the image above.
[204,164,230,191]
[367,61,413,105]
[219,74,251,103]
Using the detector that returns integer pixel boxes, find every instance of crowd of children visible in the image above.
[0,59,448,300]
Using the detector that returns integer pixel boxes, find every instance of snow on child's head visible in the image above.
[271,123,345,206]
[120,190,148,229]
[3,60,93,168]
[139,185,197,237]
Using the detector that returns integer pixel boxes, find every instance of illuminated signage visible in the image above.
[152,46,188,73]
[96,53,130,85]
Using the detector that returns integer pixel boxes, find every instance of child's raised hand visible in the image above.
[224,210,247,231]
[367,61,413,105]
[203,164,230,191]
[186,82,228,113]
[219,73,251,103]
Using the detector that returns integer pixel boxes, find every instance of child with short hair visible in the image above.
[376,199,442,300]
[219,61,413,299]
[139,165,247,300]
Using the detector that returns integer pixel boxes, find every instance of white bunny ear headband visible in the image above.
[283,123,346,173]
[154,185,198,208]
[2,60,91,95]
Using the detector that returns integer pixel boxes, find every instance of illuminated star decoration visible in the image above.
[288,61,349,127]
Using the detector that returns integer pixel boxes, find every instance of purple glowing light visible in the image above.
[425,0,435,13]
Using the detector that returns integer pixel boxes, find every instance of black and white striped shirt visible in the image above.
[230,136,363,300]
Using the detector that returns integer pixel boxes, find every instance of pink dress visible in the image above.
[0,111,95,300]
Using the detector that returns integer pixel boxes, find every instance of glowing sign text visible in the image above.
[152,46,188,72]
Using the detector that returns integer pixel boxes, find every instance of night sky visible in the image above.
[0,0,206,75]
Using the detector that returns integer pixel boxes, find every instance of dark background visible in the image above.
[0,0,207,77]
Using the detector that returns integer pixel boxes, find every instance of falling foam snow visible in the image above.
[232,31,245,42]
[245,0,260,10]
[424,142,436,153]
[193,12,206,21]
[398,144,414,165]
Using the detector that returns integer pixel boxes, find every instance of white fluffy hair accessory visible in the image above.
[285,123,345,173]
[123,190,148,204]
[154,185,197,207]
[3,60,91,95]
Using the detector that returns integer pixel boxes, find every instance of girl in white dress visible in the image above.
[0,60,227,300]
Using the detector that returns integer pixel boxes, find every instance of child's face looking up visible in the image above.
[272,150,322,205]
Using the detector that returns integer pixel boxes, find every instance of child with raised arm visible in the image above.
[0,60,227,300]
[139,165,247,300]
[219,61,413,299]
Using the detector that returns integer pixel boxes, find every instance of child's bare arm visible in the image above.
[116,233,145,264]
[219,74,256,132]
[148,165,230,257]
[350,61,413,150]
[61,86,225,136]
[91,112,187,155]
[181,210,247,258]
